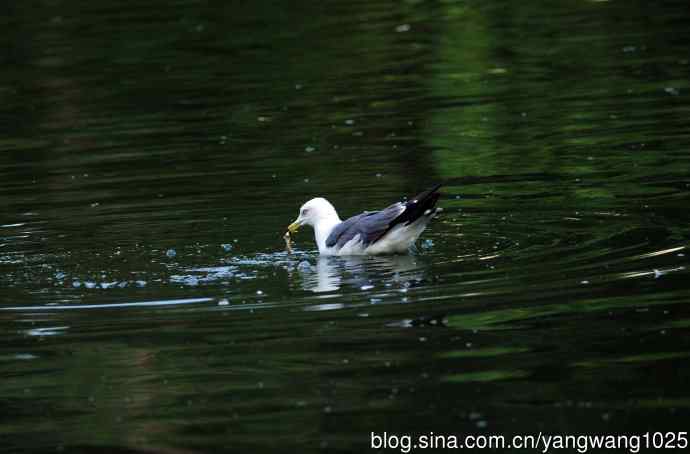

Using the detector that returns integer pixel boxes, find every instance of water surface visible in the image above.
[2,0,690,452]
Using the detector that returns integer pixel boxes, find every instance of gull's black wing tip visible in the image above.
[429,182,443,193]
[409,183,443,203]
[379,183,443,235]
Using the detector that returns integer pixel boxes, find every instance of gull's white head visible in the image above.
[288,197,339,233]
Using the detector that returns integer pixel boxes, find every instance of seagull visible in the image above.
[287,184,442,255]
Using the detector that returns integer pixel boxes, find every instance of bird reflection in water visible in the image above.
[296,254,427,293]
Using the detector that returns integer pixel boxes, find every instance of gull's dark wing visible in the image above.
[325,202,405,249]
[325,184,442,249]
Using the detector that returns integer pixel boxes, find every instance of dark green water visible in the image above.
[2,0,690,452]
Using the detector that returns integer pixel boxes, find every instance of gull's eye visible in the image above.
[302,208,310,216]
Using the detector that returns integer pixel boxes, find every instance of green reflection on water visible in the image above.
[439,347,530,358]
[1,0,690,452]
[443,369,530,383]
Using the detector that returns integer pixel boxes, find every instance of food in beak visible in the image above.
[284,231,293,254]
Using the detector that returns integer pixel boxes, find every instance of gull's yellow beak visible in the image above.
[287,221,301,234]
